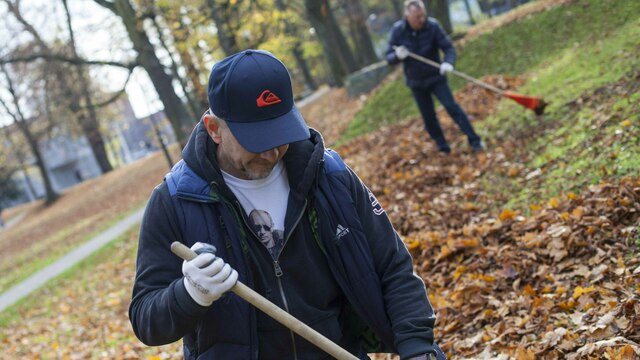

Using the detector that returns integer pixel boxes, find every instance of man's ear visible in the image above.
[203,113,222,144]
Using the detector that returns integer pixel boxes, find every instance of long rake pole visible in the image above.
[396,47,548,115]
[170,242,359,360]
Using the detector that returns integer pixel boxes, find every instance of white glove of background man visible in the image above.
[182,242,238,306]
[395,45,409,60]
[440,62,454,75]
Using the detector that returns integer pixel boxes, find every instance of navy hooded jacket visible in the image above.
[129,119,444,359]
[386,17,456,88]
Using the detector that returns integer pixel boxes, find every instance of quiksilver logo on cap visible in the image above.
[257,90,282,107]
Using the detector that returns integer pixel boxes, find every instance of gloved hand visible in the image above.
[182,242,238,306]
[395,45,409,60]
[440,62,454,75]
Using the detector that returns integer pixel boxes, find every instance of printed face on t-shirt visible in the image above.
[249,209,276,249]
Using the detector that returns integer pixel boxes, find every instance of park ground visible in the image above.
[1,0,639,358]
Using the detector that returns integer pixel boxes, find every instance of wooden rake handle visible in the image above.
[170,241,358,360]
[393,46,506,95]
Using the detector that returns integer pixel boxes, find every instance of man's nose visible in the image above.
[260,148,279,162]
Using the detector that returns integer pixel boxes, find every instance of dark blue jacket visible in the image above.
[386,18,456,88]
[129,120,444,359]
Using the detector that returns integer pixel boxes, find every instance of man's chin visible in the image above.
[244,167,274,180]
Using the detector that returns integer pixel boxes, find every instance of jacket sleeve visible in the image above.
[432,19,456,65]
[344,167,439,359]
[385,22,403,65]
[128,182,209,345]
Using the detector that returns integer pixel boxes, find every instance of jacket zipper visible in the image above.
[275,198,307,360]
[237,199,308,359]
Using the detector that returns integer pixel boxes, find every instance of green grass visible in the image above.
[0,199,146,293]
[0,229,135,328]
[342,0,640,144]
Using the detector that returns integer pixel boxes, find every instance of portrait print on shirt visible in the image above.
[248,209,284,257]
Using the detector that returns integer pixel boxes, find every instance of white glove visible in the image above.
[440,62,454,75]
[182,242,238,306]
[395,45,409,60]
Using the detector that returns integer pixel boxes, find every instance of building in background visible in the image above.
[1,96,176,208]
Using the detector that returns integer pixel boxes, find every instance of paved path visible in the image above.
[0,207,145,312]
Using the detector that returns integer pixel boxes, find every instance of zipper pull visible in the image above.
[273,260,283,277]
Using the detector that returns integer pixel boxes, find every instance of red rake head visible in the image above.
[503,91,548,115]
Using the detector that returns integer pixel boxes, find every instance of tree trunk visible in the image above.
[6,0,113,174]
[291,43,317,91]
[273,0,317,91]
[149,14,201,118]
[343,0,379,67]
[61,0,113,174]
[477,0,494,17]
[170,18,210,112]
[304,0,358,85]
[0,65,58,204]
[391,0,403,19]
[2,130,37,198]
[206,0,240,56]
[97,0,195,144]
[426,0,453,34]
[463,0,476,25]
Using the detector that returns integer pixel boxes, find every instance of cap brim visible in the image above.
[226,106,310,153]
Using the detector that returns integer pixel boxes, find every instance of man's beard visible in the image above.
[241,163,275,180]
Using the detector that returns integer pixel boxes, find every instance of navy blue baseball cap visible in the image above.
[207,49,310,153]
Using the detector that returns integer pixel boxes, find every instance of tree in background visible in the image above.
[94,0,195,144]
[0,155,21,207]
[3,0,114,174]
[273,0,317,92]
[0,62,58,204]
[339,0,379,67]
[304,0,358,85]
[426,0,453,34]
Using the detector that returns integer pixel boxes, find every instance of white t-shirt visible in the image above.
[222,161,289,257]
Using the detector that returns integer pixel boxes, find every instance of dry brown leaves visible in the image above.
[1,71,638,359]
[1,232,183,359]
[0,147,181,290]
[328,77,640,359]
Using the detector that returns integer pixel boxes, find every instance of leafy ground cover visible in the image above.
[1,0,638,358]
[0,146,181,293]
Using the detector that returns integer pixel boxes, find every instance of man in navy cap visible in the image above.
[129,49,446,360]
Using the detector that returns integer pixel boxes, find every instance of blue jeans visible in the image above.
[411,80,481,152]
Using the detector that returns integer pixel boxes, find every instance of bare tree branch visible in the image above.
[93,0,116,11]
[0,53,138,70]
[90,69,135,108]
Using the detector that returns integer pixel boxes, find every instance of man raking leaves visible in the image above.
[129,49,446,360]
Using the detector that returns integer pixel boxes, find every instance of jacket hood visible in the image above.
[180,116,326,200]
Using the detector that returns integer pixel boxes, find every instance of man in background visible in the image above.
[387,0,483,154]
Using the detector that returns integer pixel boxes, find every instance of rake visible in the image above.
[404,50,548,115]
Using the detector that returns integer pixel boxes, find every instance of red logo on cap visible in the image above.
[257,90,282,107]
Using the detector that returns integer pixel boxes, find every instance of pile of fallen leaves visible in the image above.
[415,179,640,359]
[334,75,640,358]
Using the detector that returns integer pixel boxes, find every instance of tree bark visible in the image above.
[463,0,476,25]
[304,0,358,85]
[426,0,453,34]
[170,21,209,112]
[391,0,403,19]
[149,14,201,118]
[61,0,113,174]
[5,0,113,174]
[206,0,240,56]
[96,0,195,144]
[274,0,317,91]
[0,65,58,204]
[342,0,379,67]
